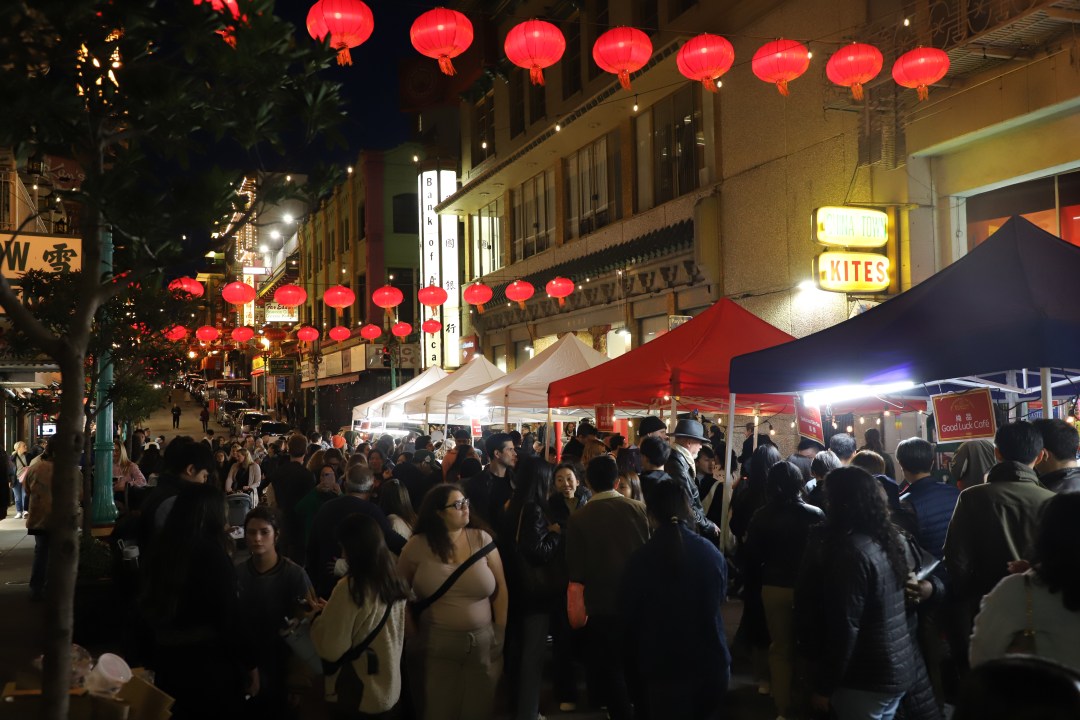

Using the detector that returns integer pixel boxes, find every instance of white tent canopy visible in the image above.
[351,365,449,423]
[448,333,610,417]
[399,355,506,418]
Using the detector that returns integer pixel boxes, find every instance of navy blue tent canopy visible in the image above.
[729,217,1080,395]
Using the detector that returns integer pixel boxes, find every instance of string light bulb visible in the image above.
[903,17,910,26]
[633,95,639,113]
[555,123,561,132]
[846,425,854,433]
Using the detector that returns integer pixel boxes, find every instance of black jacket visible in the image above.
[742,497,824,588]
[1039,465,1080,494]
[813,532,915,696]
[664,447,718,538]
[506,500,565,611]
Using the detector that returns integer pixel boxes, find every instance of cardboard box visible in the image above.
[1,669,172,720]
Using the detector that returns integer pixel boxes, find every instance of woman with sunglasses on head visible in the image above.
[397,484,508,720]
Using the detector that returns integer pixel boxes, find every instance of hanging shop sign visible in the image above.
[418,167,462,370]
[0,233,82,278]
[264,302,299,323]
[931,388,997,442]
[268,357,297,375]
[813,206,889,248]
[595,404,615,432]
[795,397,825,444]
[814,251,891,293]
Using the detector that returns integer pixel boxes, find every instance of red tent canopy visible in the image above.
[548,299,795,413]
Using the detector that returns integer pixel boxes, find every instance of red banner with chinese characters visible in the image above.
[931,388,997,442]
[796,398,825,444]
[471,418,482,439]
[595,404,615,432]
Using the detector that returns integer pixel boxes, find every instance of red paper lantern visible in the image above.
[463,282,493,313]
[545,276,574,307]
[328,326,351,342]
[411,8,473,76]
[165,325,188,342]
[417,285,449,308]
[676,34,734,93]
[592,27,652,91]
[505,279,535,309]
[309,0,374,66]
[372,285,404,309]
[262,326,288,342]
[196,325,220,342]
[826,43,883,101]
[892,47,950,101]
[422,318,442,334]
[392,321,412,338]
[274,283,307,307]
[231,326,254,342]
[193,0,243,45]
[221,281,256,305]
[297,325,320,343]
[752,38,811,96]
[323,284,356,309]
[360,324,382,341]
[504,19,566,86]
[306,1,329,41]
[168,276,205,298]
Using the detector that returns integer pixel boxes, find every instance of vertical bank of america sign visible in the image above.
[418,169,461,369]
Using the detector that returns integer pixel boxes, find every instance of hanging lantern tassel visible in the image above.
[336,44,352,66]
[530,65,545,85]
[557,296,565,307]
[851,82,864,101]
[701,77,719,94]
[438,55,456,75]
[617,69,632,91]
[775,79,790,96]
[917,84,929,101]
[476,303,486,314]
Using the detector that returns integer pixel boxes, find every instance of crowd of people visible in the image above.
[7,406,1080,720]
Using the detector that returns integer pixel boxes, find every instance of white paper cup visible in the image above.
[85,653,132,695]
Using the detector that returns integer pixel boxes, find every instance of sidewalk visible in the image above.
[0,512,46,684]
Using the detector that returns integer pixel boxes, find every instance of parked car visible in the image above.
[256,421,291,438]
[218,400,248,426]
[234,411,270,434]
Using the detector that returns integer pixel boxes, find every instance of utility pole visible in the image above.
[90,226,116,525]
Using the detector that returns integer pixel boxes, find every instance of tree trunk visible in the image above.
[41,348,89,720]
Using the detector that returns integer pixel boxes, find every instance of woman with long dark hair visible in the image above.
[397,483,508,720]
[970,492,1080,671]
[622,481,730,719]
[379,479,418,539]
[139,482,256,719]
[859,428,896,479]
[807,466,914,720]
[312,512,409,718]
[503,457,561,720]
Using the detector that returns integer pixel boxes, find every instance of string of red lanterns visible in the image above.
[328,326,351,342]
[592,27,652,91]
[504,19,566,86]
[410,7,472,76]
[306,0,374,66]
[752,38,811,96]
[231,326,254,342]
[827,42,883,100]
[505,280,535,310]
[463,282,493,314]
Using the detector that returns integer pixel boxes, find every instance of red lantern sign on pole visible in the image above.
[274,284,307,307]
[297,326,320,343]
[826,43,883,101]
[545,276,574,307]
[422,318,442,334]
[221,281,256,306]
[231,326,254,343]
[592,27,652,91]
[360,324,382,342]
[505,280,535,310]
[892,47,949,101]
[195,325,220,342]
[504,19,566,86]
[328,326,351,342]
[752,38,811,96]
[676,34,735,93]
[417,285,448,308]
[308,0,374,66]
[463,282,493,314]
[410,7,473,76]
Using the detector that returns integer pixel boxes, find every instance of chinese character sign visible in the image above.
[796,397,825,445]
[417,168,461,369]
[931,389,996,442]
[0,234,83,279]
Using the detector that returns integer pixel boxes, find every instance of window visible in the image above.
[392,194,418,234]
[470,198,504,277]
[637,0,659,35]
[668,0,696,20]
[492,344,507,372]
[562,18,581,99]
[357,202,366,239]
[636,84,703,210]
[529,81,546,126]
[514,340,533,368]
[512,170,555,261]
[587,0,609,80]
[509,72,525,138]
[565,131,621,240]
[965,170,1080,250]
[473,92,496,164]
[329,227,336,261]
[355,273,367,320]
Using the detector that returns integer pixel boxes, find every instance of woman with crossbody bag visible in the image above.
[397,484,508,720]
[312,513,408,719]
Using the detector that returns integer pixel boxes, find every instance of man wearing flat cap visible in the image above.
[665,419,721,541]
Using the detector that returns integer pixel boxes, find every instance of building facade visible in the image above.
[434,0,1080,443]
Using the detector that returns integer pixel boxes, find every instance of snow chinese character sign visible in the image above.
[931,388,996,442]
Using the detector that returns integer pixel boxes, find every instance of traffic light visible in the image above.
[381,346,391,367]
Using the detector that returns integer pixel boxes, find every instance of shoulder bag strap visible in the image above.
[1023,573,1037,648]
[323,600,395,675]
[412,540,497,617]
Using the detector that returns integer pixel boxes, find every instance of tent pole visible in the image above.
[720,393,737,549]
[424,398,430,435]
[752,405,760,450]
[670,395,677,429]
[545,407,553,459]
[504,392,510,429]
[1041,367,1053,419]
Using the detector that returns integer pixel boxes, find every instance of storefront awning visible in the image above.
[301,373,360,390]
